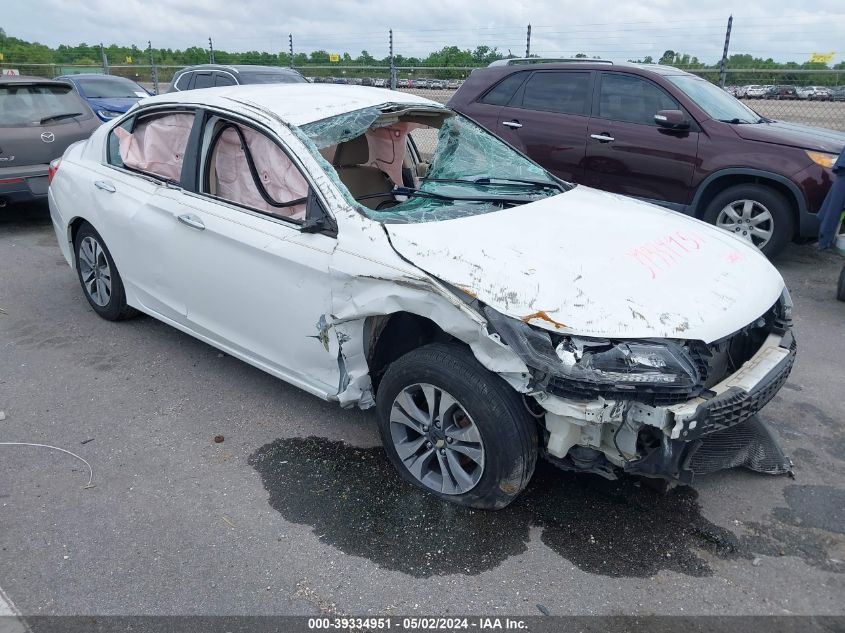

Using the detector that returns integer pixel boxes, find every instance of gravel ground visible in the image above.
[0,202,843,617]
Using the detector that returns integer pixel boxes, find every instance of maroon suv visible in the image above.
[449,60,845,257]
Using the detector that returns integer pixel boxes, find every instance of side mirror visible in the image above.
[654,110,690,130]
[301,188,337,237]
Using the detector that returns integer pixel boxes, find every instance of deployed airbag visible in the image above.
[114,113,193,182]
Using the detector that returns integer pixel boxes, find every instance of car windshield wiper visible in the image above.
[425,176,565,191]
[356,186,537,207]
[717,117,758,125]
[39,112,83,124]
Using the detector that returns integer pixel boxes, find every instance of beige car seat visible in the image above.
[332,135,395,209]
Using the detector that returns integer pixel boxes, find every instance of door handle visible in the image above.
[590,133,615,143]
[502,120,523,129]
[94,180,116,193]
[177,214,205,230]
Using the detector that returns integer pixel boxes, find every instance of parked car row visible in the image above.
[733,84,842,101]
[309,77,461,90]
[306,77,462,89]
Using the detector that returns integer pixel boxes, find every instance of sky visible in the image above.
[2,0,843,64]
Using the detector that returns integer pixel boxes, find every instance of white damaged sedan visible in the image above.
[48,84,796,508]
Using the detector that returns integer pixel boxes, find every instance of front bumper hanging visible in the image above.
[624,331,796,483]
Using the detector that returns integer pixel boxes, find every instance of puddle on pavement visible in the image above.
[250,437,751,578]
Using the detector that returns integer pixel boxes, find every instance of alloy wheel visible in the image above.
[78,236,112,307]
[715,199,775,249]
[388,383,485,495]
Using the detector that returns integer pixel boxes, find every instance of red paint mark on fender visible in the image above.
[626,230,707,279]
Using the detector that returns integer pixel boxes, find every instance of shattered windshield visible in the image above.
[299,104,567,223]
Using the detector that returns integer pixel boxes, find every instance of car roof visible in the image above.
[59,74,135,81]
[0,75,73,85]
[478,60,692,76]
[138,83,445,126]
[175,64,302,75]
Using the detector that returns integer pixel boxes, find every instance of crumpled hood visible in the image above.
[386,186,785,344]
[731,119,845,153]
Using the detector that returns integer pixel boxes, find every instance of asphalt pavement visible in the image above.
[0,202,843,617]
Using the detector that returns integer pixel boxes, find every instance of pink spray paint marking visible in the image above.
[626,230,707,279]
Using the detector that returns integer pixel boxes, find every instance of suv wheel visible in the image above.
[74,222,137,321]
[702,184,794,258]
[376,343,537,509]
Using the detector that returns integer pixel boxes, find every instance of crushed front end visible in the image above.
[484,290,796,484]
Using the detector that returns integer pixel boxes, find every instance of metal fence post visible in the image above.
[525,24,531,58]
[389,28,396,90]
[100,43,109,75]
[148,41,160,95]
[719,15,733,88]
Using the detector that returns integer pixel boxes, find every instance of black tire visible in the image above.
[702,183,794,258]
[376,342,537,509]
[73,222,137,321]
[837,265,845,302]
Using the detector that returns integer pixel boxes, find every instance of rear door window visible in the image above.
[479,72,528,106]
[597,73,680,125]
[214,73,237,87]
[108,111,195,182]
[518,71,591,115]
[174,72,193,91]
[192,73,214,89]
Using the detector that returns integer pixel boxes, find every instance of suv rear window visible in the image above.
[479,72,528,106]
[520,71,591,115]
[0,83,87,127]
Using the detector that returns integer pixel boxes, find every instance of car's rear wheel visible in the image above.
[74,222,137,321]
[702,184,794,258]
[376,343,537,509]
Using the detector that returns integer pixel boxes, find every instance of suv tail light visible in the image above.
[48,158,62,185]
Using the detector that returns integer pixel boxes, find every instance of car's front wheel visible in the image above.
[376,343,537,509]
[702,184,794,258]
[74,222,137,321]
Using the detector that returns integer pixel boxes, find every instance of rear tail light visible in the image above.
[48,157,62,185]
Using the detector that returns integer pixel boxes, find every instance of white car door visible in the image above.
[159,115,341,397]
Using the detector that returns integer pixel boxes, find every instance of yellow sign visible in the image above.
[810,52,835,64]
[329,54,340,62]
[125,55,133,64]
[0,53,4,61]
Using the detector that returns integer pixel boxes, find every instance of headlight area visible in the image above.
[482,306,703,401]
[96,109,123,121]
[482,305,795,484]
